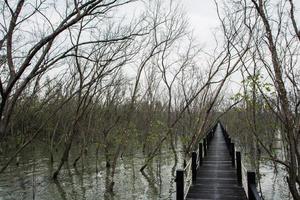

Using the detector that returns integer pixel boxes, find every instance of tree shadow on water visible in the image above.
[141,167,159,196]
[104,166,115,200]
[54,180,68,200]
[167,151,178,200]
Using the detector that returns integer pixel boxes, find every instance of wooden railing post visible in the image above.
[231,143,235,166]
[227,138,231,149]
[199,143,203,166]
[208,134,210,147]
[192,151,197,183]
[247,171,256,200]
[206,136,209,149]
[236,151,242,185]
[203,138,207,156]
[176,170,184,200]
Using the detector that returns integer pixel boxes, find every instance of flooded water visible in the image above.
[259,162,292,200]
[0,140,293,200]
[0,140,182,200]
[241,149,292,200]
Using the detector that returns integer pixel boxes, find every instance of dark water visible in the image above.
[0,141,182,200]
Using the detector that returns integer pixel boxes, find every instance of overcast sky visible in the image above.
[181,0,219,48]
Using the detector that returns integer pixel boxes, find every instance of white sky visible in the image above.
[181,0,219,49]
[181,0,300,45]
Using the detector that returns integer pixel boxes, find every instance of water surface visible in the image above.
[0,141,181,200]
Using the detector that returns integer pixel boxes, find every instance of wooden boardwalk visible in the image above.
[186,124,247,200]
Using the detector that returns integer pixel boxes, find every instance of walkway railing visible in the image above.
[175,122,262,200]
[175,123,217,200]
[220,123,261,200]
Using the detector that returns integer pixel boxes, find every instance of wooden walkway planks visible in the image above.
[186,124,247,200]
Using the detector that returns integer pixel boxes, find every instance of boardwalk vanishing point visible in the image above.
[186,124,247,200]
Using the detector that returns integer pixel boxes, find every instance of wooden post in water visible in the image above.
[236,151,242,185]
[199,143,203,166]
[192,151,197,183]
[247,171,256,200]
[231,143,235,166]
[176,170,184,200]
